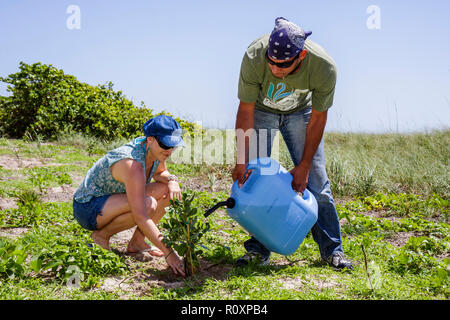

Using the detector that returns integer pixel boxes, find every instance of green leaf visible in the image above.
[30,255,43,272]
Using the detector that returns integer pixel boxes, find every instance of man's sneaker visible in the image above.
[325,251,353,270]
[235,251,270,267]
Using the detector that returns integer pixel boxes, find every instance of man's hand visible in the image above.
[232,163,252,188]
[290,162,310,193]
[290,108,327,193]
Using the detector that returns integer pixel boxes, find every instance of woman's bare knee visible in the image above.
[159,194,171,208]
[145,182,169,200]
[145,196,158,216]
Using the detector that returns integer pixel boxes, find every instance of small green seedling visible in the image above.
[161,190,211,276]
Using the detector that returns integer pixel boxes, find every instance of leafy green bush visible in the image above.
[388,248,440,275]
[0,62,196,141]
[161,190,211,276]
[15,189,41,207]
[338,192,449,223]
[404,235,448,256]
[1,200,71,228]
[30,241,127,287]
[0,202,46,228]
[0,238,30,279]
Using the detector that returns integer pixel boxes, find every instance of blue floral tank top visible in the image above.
[73,137,160,203]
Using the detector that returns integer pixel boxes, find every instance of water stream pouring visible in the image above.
[205,157,318,256]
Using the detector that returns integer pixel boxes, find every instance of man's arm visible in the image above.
[235,101,255,164]
[291,108,328,192]
[232,101,255,187]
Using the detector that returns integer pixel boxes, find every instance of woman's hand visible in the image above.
[165,250,185,276]
[167,180,181,201]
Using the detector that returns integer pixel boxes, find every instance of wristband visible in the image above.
[165,250,174,259]
[167,174,178,182]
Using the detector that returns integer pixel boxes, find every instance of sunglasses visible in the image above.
[155,136,174,150]
[265,50,300,68]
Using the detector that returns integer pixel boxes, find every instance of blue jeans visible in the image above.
[245,107,343,259]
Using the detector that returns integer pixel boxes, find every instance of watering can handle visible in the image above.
[297,188,313,201]
[241,164,260,192]
[301,188,311,200]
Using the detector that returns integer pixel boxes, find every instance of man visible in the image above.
[232,17,353,270]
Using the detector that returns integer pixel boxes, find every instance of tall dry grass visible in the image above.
[53,128,450,198]
[321,130,449,198]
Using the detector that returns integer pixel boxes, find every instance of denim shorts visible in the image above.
[73,195,110,231]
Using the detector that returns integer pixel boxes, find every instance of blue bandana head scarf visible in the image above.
[267,17,312,61]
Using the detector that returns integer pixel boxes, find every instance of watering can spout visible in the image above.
[204,197,235,217]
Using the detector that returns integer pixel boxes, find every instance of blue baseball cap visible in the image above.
[268,17,312,60]
[142,115,184,147]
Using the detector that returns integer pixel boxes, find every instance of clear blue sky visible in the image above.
[1,0,449,133]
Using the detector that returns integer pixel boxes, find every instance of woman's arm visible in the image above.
[111,159,185,276]
[152,160,181,200]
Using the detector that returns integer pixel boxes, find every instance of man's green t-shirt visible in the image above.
[238,34,337,114]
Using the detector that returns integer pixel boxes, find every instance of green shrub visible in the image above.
[0,62,196,141]
[387,248,441,275]
[0,238,30,279]
[161,190,211,276]
[30,241,127,287]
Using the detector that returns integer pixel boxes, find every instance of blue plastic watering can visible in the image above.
[205,157,318,255]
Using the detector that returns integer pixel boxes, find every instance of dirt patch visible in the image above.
[0,227,29,239]
[112,250,315,297]
[278,274,343,292]
[0,155,58,170]
[103,226,234,296]
[141,258,233,287]
[0,181,80,209]
[311,276,343,290]
[278,277,306,291]
[97,276,141,298]
[96,254,234,298]
[180,174,233,195]
[0,153,84,204]
[384,231,449,259]
[363,210,404,222]
[110,228,135,248]
[385,231,426,248]
[0,174,25,182]
[0,197,18,210]
[41,185,77,203]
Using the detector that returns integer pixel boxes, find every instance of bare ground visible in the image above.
[95,227,234,296]
[0,154,59,170]
[0,153,84,208]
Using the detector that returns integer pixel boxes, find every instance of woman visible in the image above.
[73,115,186,276]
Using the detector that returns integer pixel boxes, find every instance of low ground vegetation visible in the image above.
[0,130,448,300]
